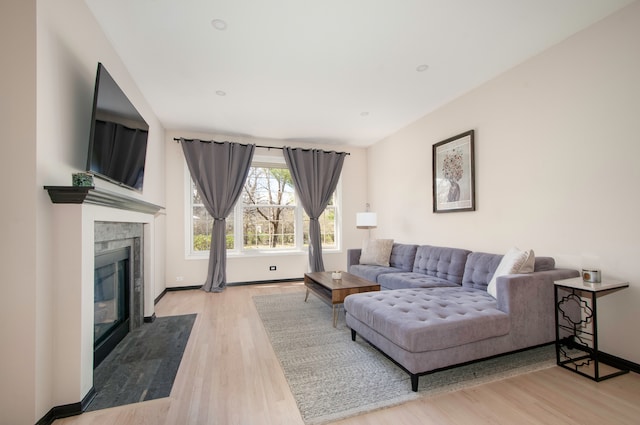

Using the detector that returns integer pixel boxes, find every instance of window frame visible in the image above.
[184,155,342,259]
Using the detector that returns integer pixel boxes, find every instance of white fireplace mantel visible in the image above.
[47,193,161,408]
[44,186,164,215]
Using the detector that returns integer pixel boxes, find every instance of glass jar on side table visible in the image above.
[554,277,629,381]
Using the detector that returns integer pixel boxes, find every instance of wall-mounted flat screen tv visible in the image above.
[86,62,149,192]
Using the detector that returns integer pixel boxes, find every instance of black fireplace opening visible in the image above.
[94,246,131,368]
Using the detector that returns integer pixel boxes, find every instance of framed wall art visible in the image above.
[432,130,475,213]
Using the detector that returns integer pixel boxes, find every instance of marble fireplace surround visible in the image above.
[94,222,145,330]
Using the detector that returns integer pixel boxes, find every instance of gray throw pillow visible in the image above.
[360,239,394,267]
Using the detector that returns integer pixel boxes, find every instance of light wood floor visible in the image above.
[55,281,640,425]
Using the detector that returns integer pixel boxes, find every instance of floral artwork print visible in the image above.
[442,148,463,202]
[432,130,475,212]
[442,149,463,181]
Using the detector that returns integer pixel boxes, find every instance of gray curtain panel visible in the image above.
[283,147,347,272]
[180,139,255,292]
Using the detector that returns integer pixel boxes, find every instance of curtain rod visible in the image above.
[173,137,350,155]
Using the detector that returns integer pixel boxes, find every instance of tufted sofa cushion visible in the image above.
[344,288,510,352]
[388,243,419,270]
[462,252,503,290]
[411,245,471,284]
[349,243,419,283]
[377,272,459,290]
[375,245,471,290]
[349,264,404,283]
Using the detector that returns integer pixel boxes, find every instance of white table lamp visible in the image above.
[356,212,377,228]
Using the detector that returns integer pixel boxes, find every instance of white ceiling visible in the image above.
[85,0,633,147]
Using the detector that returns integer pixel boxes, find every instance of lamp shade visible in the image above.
[356,212,377,228]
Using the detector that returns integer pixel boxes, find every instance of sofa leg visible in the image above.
[410,374,419,392]
[350,329,356,341]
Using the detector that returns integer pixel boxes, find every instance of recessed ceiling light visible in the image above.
[416,64,429,72]
[216,90,226,96]
[211,19,227,30]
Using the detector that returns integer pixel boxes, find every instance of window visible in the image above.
[242,166,296,250]
[187,158,340,256]
[191,189,234,251]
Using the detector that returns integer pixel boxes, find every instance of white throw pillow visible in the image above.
[360,239,394,267]
[519,249,536,273]
[487,248,535,298]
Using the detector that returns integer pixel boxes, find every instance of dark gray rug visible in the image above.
[253,292,556,425]
[87,314,196,411]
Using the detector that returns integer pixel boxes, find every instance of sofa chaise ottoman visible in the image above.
[344,247,579,391]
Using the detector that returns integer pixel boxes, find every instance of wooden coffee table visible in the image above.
[304,271,380,327]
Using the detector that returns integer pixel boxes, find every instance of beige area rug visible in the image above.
[253,292,556,425]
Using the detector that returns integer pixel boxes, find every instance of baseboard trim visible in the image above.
[600,351,640,374]
[166,284,201,292]
[144,312,156,323]
[154,288,168,304]
[228,278,303,286]
[163,278,303,293]
[36,387,96,425]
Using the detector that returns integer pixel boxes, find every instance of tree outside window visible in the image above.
[190,163,338,254]
[242,167,296,249]
[191,188,234,250]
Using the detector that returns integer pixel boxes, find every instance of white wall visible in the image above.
[36,0,167,412]
[0,2,38,424]
[164,130,369,287]
[368,2,640,363]
[0,0,167,422]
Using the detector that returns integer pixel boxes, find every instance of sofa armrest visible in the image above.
[347,248,362,271]
[495,268,580,346]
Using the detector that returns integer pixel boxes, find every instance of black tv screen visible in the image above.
[86,63,149,192]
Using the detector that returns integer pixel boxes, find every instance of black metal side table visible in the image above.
[554,277,629,381]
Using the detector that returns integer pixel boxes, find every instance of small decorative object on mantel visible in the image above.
[72,172,94,187]
[582,269,601,283]
[331,271,342,280]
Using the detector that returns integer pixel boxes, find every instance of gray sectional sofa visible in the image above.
[345,243,579,391]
